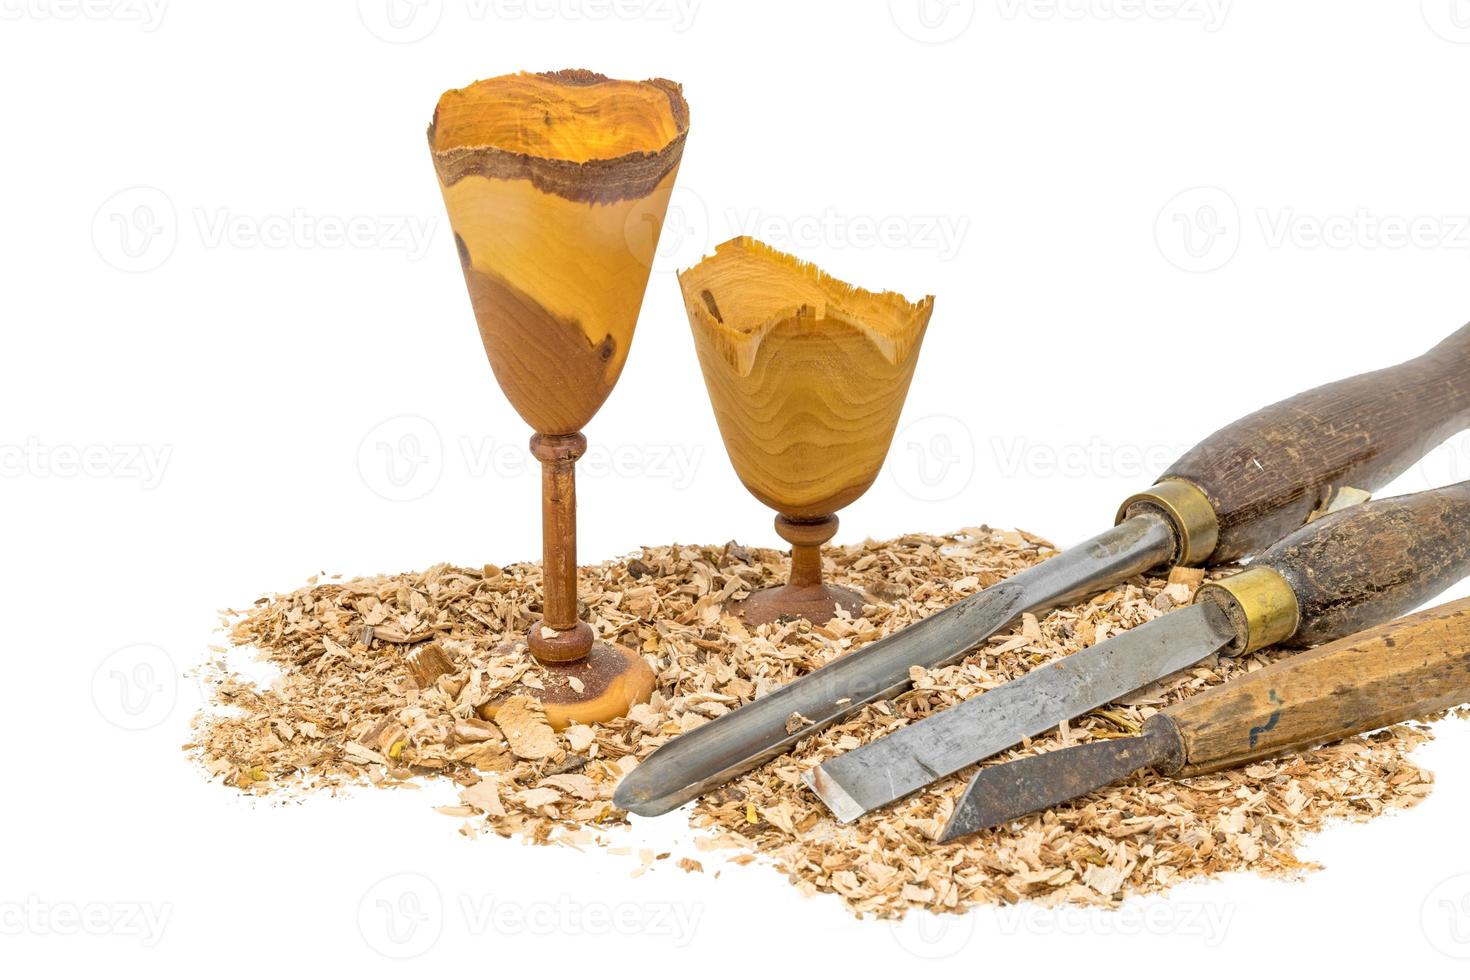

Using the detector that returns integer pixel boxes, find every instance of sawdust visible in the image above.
[186,528,1441,918]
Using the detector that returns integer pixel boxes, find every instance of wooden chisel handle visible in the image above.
[1156,596,1470,776]
[1123,324,1470,565]
[1196,481,1470,654]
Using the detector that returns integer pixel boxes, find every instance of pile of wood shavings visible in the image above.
[187,528,1439,917]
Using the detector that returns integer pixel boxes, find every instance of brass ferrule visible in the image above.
[1193,566,1301,656]
[1116,478,1220,567]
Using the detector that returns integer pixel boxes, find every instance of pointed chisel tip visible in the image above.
[938,730,1174,843]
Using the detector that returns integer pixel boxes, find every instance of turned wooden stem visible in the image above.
[527,432,594,664]
[776,513,838,589]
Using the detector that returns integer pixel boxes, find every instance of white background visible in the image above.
[5,0,1470,973]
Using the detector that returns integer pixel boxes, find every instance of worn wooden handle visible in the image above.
[1162,323,1470,562]
[1162,596,1470,775]
[1255,481,1470,647]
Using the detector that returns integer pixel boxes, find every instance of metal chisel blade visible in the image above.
[804,600,1236,822]
[937,724,1178,841]
[613,515,1177,817]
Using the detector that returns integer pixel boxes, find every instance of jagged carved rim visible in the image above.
[679,236,935,375]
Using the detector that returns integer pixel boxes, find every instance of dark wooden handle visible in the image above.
[1162,323,1470,561]
[1163,596,1470,775]
[1258,481,1470,647]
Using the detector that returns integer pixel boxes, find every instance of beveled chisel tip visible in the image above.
[803,764,865,823]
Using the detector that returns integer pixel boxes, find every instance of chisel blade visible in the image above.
[804,599,1236,822]
[613,514,1177,816]
[937,723,1180,841]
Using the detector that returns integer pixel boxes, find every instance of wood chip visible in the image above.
[189,527,1444,919]
[495,696,560,761]
[406,643,456,688]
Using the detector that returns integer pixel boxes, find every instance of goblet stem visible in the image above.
[527,432,595,664]
[777,513,837,589]
[728,512,866,625]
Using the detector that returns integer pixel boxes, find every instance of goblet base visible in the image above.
[729,582,867,627]
[479,640,656,730]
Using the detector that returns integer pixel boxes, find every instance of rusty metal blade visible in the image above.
[938,724,1180,841]
[613,514,1177,817]
[804,600,1235,822]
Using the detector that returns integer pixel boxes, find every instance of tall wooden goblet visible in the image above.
[429,70,689,728]
[679,237,933,626]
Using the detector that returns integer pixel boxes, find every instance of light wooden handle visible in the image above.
[1158,596,1470,775]
[1162,323,1470,562]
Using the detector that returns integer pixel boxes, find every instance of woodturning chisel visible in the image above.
[615,324,1470,817]
[939,594,1470,841]
[807,480,1470,821]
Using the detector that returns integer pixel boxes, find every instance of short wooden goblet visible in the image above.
[428,69,689,727]
[679,237,934,626]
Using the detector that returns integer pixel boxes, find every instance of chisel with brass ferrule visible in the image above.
[807,481,1470,821]
[614,324,1470,817]
[940,593,1470,841]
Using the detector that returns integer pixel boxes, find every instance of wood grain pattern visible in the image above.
[1257,481,1470,646]
[679,237,933,517]
[1162,595,1470,775]
[428,70,685,722]
[481,641,655,731]
[679,237,931,623]
[526,433,593,663]
[431,69,689,435]
[1163,323,1470,561]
